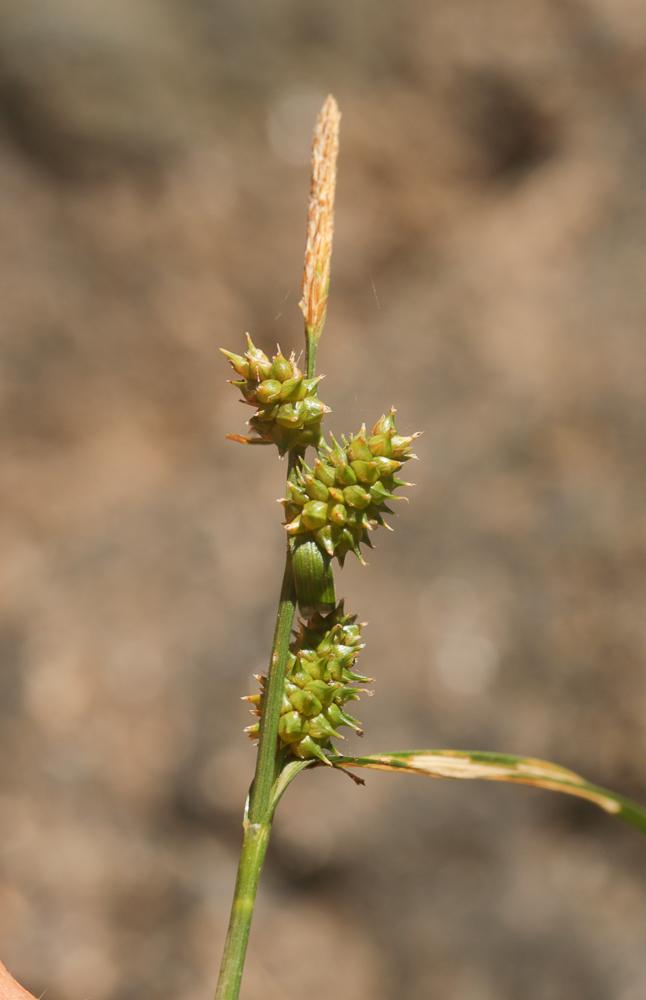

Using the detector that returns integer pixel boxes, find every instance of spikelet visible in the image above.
[300,95,340,340]
[282,409,419,564]
[244,604,371,763]
[221,334,330,454]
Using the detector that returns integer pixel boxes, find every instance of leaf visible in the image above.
[328,749,646,834]
[270,759,315,812]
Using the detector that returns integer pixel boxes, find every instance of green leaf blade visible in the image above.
[328,749,646,835]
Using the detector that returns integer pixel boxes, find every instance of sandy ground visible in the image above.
[1,3,645,998]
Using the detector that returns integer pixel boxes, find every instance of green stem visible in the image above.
[215,326,320,1000]
[248,554,297,823]
[214,816,271,1000]
[214,560,295,1000]
[306,329,318,379]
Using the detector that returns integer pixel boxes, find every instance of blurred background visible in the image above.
[1,1,646,998]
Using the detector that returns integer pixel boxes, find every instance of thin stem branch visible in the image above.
[305,331,318,380]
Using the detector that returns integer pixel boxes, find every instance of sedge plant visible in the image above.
[214,96,646,1000]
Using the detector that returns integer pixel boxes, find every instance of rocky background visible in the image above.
[1,2,645,998]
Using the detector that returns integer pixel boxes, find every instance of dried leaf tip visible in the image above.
[300,95,341,341]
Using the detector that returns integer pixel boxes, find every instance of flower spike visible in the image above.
[246,604,370,762]
[221,336,329,454]
[283,410,418,564]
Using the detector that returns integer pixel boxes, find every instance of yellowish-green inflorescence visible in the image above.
[221,341,418,759]
[244,604,371,763]
[283,410,419,565]
[221,334,329,454]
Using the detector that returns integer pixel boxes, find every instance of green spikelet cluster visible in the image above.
[283,409,418,564]
[221,335,330,454]
[244,605,371,763]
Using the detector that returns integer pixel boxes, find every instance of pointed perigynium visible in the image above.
[282,409,418,565]
[244,604,371,763]
[221,335,330,454]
